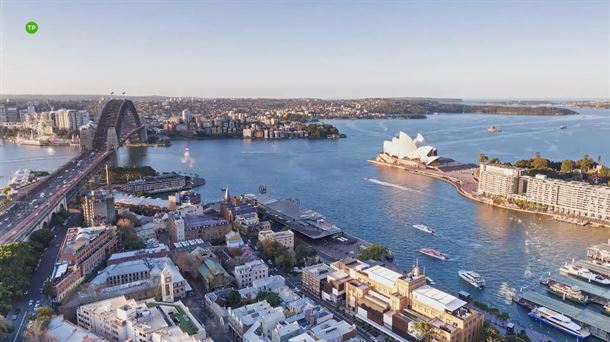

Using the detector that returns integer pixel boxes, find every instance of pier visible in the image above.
[515,291,610,341]
[243,194,343,239]
[576,260,610,278]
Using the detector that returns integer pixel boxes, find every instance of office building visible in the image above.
[77,296,209,342]
[82,191,116,226]
[478,164,610,223]
[52,226,118,301]
[258,229,294,251]
[168,211,232,243]
[301,263,330,296]
[309,319,357,342]
[337,258,483,342]
[121,172,186,195]
[477,164,522,198]
[233,259,269,288]
[228,300,285,338]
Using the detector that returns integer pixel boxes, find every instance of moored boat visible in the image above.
[528,307,590,339]
[458,270,485,289]
[560,263,610,286]
[547,282,588,304]
[419,248,448,260]
[413,224,435,235]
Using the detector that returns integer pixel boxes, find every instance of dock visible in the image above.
[243,194,343,240]
[576,260,610,278]
[515,291,610,341]
[549,275,610,305]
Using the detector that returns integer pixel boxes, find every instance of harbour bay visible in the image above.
[2,108,609,339]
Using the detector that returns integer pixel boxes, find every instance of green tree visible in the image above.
[0,314,14,341]
[228,290,242,308]
[123,231,145,251]
[255,291,281,307]
[295,244,308,263]
[358,244,389,261]
[412,321,435,342]
[42,278,53,297]
[479,323,502,342]
[478,154,489,164]
[532,152,549,169]
[579,154,593,172]
[275,253,296,271]
[560,159,576,173]
[514,159,530,168]
[33,306,54,329]
[29,229,54,247]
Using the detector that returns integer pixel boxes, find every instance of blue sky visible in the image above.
[1,0,609,99]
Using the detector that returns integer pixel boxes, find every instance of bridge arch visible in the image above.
[93,99,146,150]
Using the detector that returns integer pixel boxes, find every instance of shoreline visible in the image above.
[367,159,610,228]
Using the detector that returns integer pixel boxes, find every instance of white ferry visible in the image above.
[528,307,590,339]
[412,224,435,235]
[560,263,610,286]
[419,248,448,261]
[487,125,501,133]
[458,270,485,289]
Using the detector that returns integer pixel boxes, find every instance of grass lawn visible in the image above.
[146,302,199,335]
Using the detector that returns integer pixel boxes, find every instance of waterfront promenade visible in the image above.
[368,158,610,227]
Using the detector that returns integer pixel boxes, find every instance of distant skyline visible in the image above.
[1,1,609,99]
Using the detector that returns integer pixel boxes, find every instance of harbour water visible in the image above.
[1,108,610,339]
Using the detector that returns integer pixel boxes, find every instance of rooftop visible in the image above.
[47,315,105,342]
[107,244,169,262]
[183,214,229,230]
[363,265,403,288]
[310,319,355,341]
[411,285,467,313]
[61,226,115,257]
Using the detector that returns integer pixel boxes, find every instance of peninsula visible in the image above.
[369,132,610,228]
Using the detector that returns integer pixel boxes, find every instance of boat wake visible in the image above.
[498,282,517,304]
[181,147,194,168]
[365,178,425,195]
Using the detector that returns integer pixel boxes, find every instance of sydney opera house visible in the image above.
[378,131,440,167]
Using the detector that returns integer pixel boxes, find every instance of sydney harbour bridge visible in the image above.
[0,99,147,243]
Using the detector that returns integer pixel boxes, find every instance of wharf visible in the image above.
[515,291,610,341]
[244,194,343,239]
[548,275,610,305]
[576,260,610,278]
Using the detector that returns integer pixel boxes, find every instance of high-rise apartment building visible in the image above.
[478,164,610,223]
[477,164,522,197]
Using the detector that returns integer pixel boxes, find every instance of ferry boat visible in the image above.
[560,125,568,130]
[412,224,435,235]
[458,270,485,289]
[547,282,588,304]
[528,307,590,339]
[487,125,501,133]
[560,263,610,286]
[419,248,448,261]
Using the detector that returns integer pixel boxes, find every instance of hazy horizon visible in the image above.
[1,1,609,99]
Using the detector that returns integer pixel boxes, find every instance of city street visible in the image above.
[6,213,78,342]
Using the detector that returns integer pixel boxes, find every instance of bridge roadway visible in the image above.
[0,150,114,244]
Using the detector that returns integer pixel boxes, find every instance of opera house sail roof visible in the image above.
[382,131,439,165]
